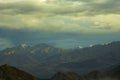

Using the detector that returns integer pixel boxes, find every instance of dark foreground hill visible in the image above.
[51,65,120,80]
[51,72,82,80]
[0,64,36,80]
[0,64,120,80]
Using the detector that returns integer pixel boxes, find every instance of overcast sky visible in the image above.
[0,0,120,49]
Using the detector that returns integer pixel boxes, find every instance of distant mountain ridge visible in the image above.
[0,41,120,78]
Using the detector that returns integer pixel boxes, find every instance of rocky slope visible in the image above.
[0,64,36,80]
[51,64,120,80]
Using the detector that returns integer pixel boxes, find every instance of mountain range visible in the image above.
[51,64,120,80]
[0,64,120,80]
[0,41,120,78]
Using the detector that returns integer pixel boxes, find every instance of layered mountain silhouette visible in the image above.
[0,41,120,78]
[51,72,82,80]
[0,64,36,80]
[51,65,120,80]
[0,64,120,80]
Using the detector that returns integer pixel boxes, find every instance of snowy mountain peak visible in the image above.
[20,44,28,48]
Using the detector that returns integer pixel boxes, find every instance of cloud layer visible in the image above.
[0,0,120,34]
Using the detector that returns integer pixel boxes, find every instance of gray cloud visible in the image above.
[0,0,120,34]
[0,0,119,15]
[0,0,120,50]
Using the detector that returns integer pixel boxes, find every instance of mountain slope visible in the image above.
[51,72,82,80]
[51,64,120,80]
[0,64,36,80]
[0,44,63,66]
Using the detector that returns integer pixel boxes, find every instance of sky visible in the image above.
[0,0,120,50]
